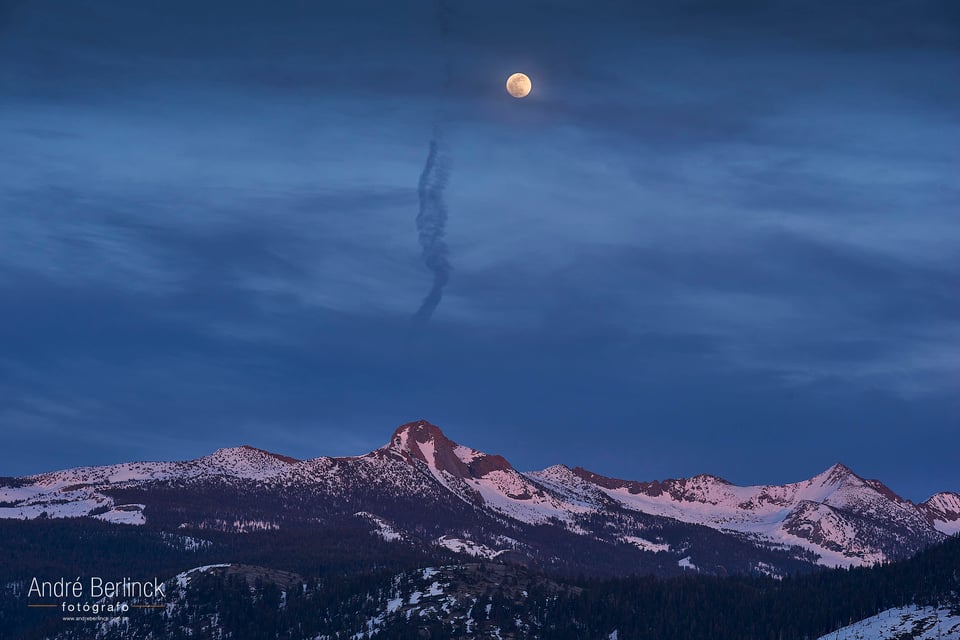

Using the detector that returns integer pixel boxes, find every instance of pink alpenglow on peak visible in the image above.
[0,419,953,569]
[917,492,960,535]
[386,420,513,481]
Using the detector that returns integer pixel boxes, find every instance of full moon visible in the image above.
[506,72,532,98]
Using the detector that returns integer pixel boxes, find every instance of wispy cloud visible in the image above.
[0,0,957,495]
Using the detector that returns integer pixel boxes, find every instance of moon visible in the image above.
[506,72,532,98]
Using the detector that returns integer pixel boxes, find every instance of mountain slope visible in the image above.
[564,462,946,567]
[0,419,952,574]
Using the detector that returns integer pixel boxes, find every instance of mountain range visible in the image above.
[2,419,957,577]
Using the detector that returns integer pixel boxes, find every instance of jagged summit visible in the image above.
[808,463,911,508]
[816,462,858,484]
[918,492,960,535]
[921,491,960,512]
[386,419,513,480]
[391,419,445,440]
[389,419,453,454]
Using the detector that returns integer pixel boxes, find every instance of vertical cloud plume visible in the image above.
[411,0,453,328]
[413,127,451,325]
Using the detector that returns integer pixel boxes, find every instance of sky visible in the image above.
[1,0,957,501]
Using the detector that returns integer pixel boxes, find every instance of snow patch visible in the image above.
[174,564,231,589]
[437,536,506,559]
[622,536,671,553]
[93,504,146,526]
[355,512,405,542]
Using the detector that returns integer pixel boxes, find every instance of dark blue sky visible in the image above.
[1,1,957,500]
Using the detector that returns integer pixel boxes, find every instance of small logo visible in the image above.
[27,576,166,621]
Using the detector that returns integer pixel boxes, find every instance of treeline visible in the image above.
[527,534,960,639]
[2,517,957,639]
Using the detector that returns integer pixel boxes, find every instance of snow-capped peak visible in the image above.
[809,462,859,488]
[568,462,941,567]
[918,491,960,535]
[385,420,513,480]
[920,491,960,513]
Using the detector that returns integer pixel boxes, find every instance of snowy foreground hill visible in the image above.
[817,605,960,640]
[1,420,958,577]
